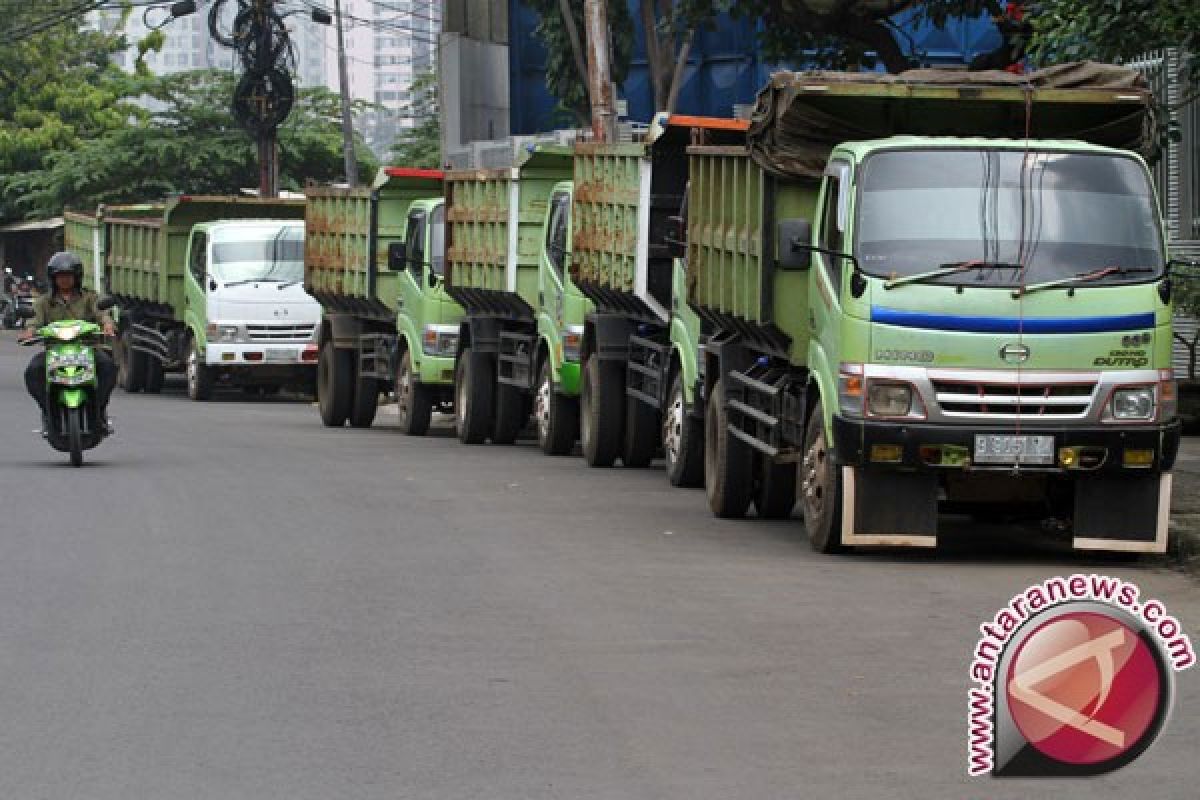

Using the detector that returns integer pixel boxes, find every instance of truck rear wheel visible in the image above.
[120,331,145,393]
[186,339,213,401]
[455,347,494,444]
[800,402,844,553]
[754,457,797,519]
[535,357,577,456]
[622,396,658,468]
[395,349,431,436]
[580,356,624,467]
[704,378,753,518]
[492,381,525,445]
[142,354,164,394]
[348,368,378,428]
[317,340,352,427]
[663,370,703,487]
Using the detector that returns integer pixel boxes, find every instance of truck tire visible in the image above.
[348,368,378,428]
[142,354,165,394]
[186,339,214,401]
[317,340,352,427]
[120,331,145,393]
[535,357,577,456]
[455,347,494,444]
[580,356,624,467]
[800,402,844,553]
[704,378,753,518]
[622,396,658,468]
[492,382,525,445]
[663,370,704,487]
[395,349,431,436]
[754,457,797,519]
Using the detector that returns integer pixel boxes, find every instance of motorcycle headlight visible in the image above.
[1110,386,1155,420]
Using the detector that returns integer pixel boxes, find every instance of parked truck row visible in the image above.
[59,64,1184,556]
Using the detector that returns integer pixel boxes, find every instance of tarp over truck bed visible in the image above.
[748,61,1157,180]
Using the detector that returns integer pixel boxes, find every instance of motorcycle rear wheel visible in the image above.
[66,407,84,467]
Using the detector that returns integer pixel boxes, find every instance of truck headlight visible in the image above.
[1110,386,1155,420]
[867,382,913,416]
[422,324,458,357]
[562,325,584,362]
[207,323,242,343]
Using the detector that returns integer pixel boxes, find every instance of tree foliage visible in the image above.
[3,70,377,218]
[388,70,442,169]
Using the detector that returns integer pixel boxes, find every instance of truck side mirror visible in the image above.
[427,270,438,289]
[777,218,814,270]
[388,242,408,271]
[96,296,117,311]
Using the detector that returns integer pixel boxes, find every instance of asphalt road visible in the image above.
[1,331,1197,799]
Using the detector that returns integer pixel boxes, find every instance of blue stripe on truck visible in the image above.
[870,307,1156,334]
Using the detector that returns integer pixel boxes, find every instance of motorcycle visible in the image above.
[18,312,113,467]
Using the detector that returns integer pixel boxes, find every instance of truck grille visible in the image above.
[932,378,1096,419]
[245,323,314,343]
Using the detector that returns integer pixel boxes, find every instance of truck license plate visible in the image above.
[973,434,1054,465]
[264,348,295,363]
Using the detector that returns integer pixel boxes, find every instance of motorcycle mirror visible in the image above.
[96,296,117,311]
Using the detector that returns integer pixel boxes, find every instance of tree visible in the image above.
[640,2,724,113]
[388,70,442,169]
[0,2,146,220]
[1026,0,1199,94]
[5,70,377,217]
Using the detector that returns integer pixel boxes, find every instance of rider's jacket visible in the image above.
[30,289,112,329]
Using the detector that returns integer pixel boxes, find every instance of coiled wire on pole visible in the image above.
[209,0,296,135]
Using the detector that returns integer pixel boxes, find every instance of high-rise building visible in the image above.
[333,0,441,157]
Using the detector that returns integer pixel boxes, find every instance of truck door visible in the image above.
[540,189,571,327]
[811,161,850,372]
[184,230,209,337]
[398,207,427,319]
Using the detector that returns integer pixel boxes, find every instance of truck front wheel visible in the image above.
[580,356,624,467]
[317,340,352,427]
[535,356,577,456]
[186,339,214,401]
[663,370,703,487]
[395,349,431,436]
[800,402,844,553]
[704,378,753,518]
[455,347,494,444]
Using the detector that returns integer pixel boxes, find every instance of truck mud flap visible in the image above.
[725,365,806,462]
[498,331,536,390]
[627,334,669,409]
[1072,473,1171,554]
[358,333,397,381]
[130,323,170,364]
[841,467,938,547]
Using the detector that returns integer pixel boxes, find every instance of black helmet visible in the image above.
[47,251,84,284]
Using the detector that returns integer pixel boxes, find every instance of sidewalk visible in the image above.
[1171,435,1200,572]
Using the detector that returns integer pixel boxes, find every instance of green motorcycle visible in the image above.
[20,318,111,467]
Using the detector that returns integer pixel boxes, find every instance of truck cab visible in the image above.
[183,219,321,399]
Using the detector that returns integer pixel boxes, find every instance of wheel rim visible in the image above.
[187,347,198,391]
[536,367,552,444]
[397,357,412,425]
[455,362,468,436]
[663,381,684,469]
[580,364,593,449]
[802,426,830,521]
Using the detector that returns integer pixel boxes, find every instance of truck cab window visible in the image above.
[430,205,445,275]
[546,192,570,275]
[190,232,208,284]
[819,163,849,295]
[405,211,427,277]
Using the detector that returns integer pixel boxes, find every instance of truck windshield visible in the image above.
[211,226,304,284]
[430,205,445,276]
[856,150,1164,286]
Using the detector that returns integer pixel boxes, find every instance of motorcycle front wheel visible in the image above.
[66,407,84,467]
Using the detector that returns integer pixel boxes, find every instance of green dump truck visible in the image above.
[64,196,315,400]
[444,145,591,453]
[568,115,748,483]
[305,168,458,433]
[689,65,1182,554]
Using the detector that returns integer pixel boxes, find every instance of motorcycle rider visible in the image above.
[20,252,117,431]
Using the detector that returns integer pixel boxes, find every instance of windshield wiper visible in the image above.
[276,280,303,290]
[223,278,285,288]
[883,260,1023,290]
[1012,266,1157,298]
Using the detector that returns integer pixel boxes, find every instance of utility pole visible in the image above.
[256,0,279,197]
[583,0,617,143]
[334,0,358,187]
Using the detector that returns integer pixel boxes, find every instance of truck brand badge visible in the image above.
[874,349,934,363]
[1000,343,1030,363]
[274,309,288,317]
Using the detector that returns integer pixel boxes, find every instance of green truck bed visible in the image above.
[304,168,444,317]
[444,145,572,316]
